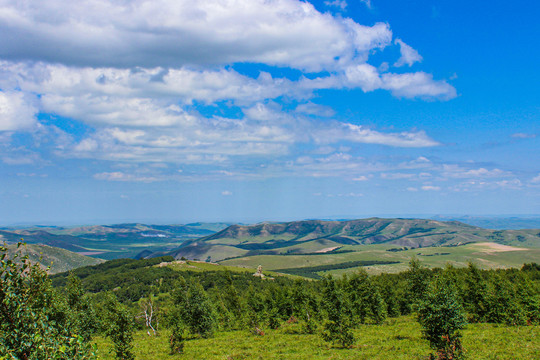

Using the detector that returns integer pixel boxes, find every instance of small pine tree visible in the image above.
[417,276,467,360]
[169,320,186,354]
[405,257,431,312]
[321,276,355,348]
[485,273,527,325]
[463,263,489,322]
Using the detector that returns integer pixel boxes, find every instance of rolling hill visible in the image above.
[166,218,540,261]
[3,243,104,274]
[159,218,540,276]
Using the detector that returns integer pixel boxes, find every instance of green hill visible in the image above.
[4,243,104,274]
[167,218,540,262]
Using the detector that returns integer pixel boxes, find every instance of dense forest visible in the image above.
[2,242,539,359]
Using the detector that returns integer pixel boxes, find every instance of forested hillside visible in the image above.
[2,241,538,359]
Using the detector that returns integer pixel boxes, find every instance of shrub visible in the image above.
[0,242,96,359]
[417,275,467,359]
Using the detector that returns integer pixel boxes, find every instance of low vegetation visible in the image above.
[2,242,539,359]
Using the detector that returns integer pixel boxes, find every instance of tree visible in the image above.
[405,257,431,313]
[171,277,217,339]
[66,273,99,341]
[321,276,354,348]
[417,275,467,360]
[103,293,135,360]
[462,263,489,322]
[485,273,526,325]
[137,294,159,336]
[0,242,96,360]
[346,270,387,325]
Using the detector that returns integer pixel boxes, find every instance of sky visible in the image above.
[0,0,539,225]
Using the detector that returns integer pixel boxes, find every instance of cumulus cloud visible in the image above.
[0,0,390,72]
[311,123,439,147]
[0,91,37,131]
[421,185,440,191]
[394,39,423,67]
[0,0,457,175]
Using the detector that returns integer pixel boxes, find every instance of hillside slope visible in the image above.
[167,218,540,262]
[4,243,104,274]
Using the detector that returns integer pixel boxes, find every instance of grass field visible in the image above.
[219,242,540,276]
[93,316,539,359]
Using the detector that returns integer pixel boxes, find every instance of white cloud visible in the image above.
[442,164,510,179]
[381,172,416,180]
[421,185,440,191]
[221,190,233,196]
[93,171,160,182]
[0,91,37,131]
[312,123,440,147]
[352,175,369,181]
[394,39,423,67]
[0,0,391,72]
[531,174,540,183]
[380,72,456,100]
[512,133,536,139]
[0,0,458,175]
[295,102,335,117]
[325,1,348,10]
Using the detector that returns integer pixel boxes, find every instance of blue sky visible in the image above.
[0,0,538,225]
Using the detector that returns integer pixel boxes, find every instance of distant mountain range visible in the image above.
[2,218,539,276]
[0,223,230,260]
[163,218,540,262]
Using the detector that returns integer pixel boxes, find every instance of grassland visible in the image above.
[93,316,539,359]
[220,242,540,276]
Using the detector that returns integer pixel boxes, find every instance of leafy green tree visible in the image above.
[66,273,99,341]
[321,276,354,348]
[0,243,96,360]
[103,293,135,360]
[417,275,467,360]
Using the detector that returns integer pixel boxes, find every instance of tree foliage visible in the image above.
[417,275,467,359]
[0,243,96,360]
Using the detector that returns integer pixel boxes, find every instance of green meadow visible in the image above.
[220,242,540,276]
[93,316,539,360]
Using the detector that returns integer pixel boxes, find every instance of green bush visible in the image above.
[417,275,467,359]
[0,243,96,359]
